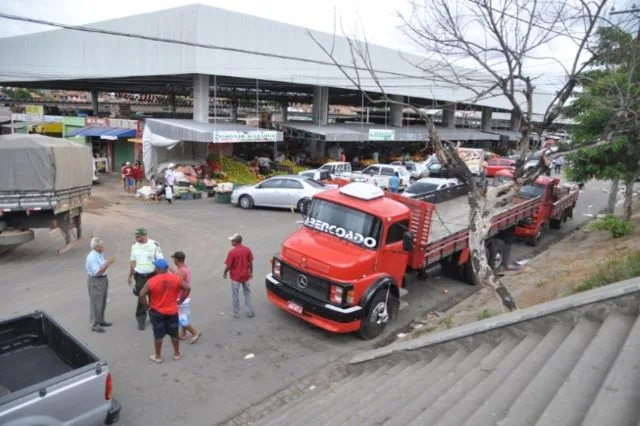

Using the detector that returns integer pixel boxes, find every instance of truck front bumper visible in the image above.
[105,398,121,425]
[515,224,538,238]
[265,273,363,333]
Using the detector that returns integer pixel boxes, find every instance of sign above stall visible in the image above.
[213,130,279,143]
[368,129,396,141]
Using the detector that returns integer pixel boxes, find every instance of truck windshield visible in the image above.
[304,199,383,249]
[518,183,545,199]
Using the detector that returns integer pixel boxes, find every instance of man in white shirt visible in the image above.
[128,228,164,330]
[164,164,176,204]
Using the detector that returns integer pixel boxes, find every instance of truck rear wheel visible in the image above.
[489,239,508,269]
[358,289,397,340]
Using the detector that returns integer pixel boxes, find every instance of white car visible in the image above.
[351,164,411,189]
[231,175,332,214]
[402,177,460,198]
[391,161,429,181]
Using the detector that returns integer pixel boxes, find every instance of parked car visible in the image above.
[390,161,429,181]
[485,158,516,177]
[231,175,332,214]
[402,177,460,198]
[319,161,352,179]
[350,164,411,189]
[425,155,443,176]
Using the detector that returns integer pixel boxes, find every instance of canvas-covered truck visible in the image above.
[0,311,121,425]
[493,169,580,246]
[0,134,93,253]
[265,182,542,339]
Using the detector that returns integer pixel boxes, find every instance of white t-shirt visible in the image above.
[130,239,163,274]
[165,169,176,186]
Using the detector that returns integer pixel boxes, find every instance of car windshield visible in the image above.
[406,182,439,194]
[404,163,416,171]
[518,183,545,199]
[304,199,383,249]
[304,178,325,188]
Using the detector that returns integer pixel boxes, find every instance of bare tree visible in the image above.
[308,0,608,312]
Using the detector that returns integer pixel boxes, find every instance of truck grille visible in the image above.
[280,263,330,302]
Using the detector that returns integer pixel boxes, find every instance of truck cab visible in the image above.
[266,183,413,339]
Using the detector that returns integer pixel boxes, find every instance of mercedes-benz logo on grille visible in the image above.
[297,274,309,289]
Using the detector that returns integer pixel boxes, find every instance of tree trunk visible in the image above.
[623,177,634,221]
[467,188,519,312]
[606,178,619,214]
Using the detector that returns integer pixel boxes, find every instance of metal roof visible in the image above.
[278,121,504,142]
[145,119,283,143]
[0,4,556,114]
[68,126,136,138]
[227,277,640,426]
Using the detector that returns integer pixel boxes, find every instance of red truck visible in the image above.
[493,169,580,246]
[265,182,542,339]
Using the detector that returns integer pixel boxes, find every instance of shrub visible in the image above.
[591,214,635,238]
[477,309,494,320]
[574,251,640,293]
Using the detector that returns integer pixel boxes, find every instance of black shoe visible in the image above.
[92,325,105,333]
[99,322,112,327]
[138,323,145,330]
[247,312,255,318]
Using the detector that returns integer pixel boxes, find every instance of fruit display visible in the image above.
[218,156,259,185]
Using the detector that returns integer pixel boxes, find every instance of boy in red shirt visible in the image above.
[223,233,254,318]
[122,162,135,193]
[139,258,190,363]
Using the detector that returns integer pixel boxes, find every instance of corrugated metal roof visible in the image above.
[0,5,556,114]
[145,119,283,143]
[230,278,640,426]
[68,126,135,138]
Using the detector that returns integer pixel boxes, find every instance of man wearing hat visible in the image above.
[128,228,164,330]
[224,233,255,318]
[164,164,176,204]
[138,258,190,363]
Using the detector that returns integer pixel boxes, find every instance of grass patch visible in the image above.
[591,215,635,238]
[477,309,495,320]
[441,316,454,329]
[573,251,640,293]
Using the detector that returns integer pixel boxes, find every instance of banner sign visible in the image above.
[368,129,396,141]
[213,130,279,143]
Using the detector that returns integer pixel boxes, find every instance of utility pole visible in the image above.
[610,4,640,38]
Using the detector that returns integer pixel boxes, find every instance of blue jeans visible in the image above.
[231,282,253,317]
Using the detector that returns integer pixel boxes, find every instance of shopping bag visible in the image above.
[165,185,173,200]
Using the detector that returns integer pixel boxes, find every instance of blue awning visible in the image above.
[67,126,136,138]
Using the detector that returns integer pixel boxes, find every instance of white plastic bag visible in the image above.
[165,185,173,200]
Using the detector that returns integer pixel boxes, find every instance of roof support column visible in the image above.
[390,95,403,127]
[168,94,176,114]
[510,110,521,132]
[91,90,99,116]
[312,86,329,125]
[280,100,289,122]
[481,107,493,132]
[193,74,210,123]
[442,104,456,128]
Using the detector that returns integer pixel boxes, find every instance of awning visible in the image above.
[277,122,503,142]
[67,126,136,139]
[144,118,283,143]
[1,120,55,130]
[127,138,143,144]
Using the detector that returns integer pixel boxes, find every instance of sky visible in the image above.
[0,0,635,93]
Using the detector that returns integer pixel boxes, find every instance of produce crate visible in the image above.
[181,193,194,200]
[215,191,232,204]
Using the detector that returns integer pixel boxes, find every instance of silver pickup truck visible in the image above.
[0,311,121,425]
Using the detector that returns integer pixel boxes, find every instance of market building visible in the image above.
[0,4,559,172]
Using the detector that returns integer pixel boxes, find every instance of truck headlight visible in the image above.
[272,258,281,278]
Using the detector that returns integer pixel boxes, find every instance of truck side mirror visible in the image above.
[402,231,414,252]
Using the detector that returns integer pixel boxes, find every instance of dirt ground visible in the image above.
[403,199,640,337]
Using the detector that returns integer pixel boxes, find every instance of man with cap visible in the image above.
[164,164,176,204]
[128,228,164,330]
[224,233,255,318]
[138,258,190,363]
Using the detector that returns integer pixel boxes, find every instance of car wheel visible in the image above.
[297,198,311,215]
[358,288,397,340]
[239,195,254,209]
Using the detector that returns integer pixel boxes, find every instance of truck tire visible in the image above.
[440,252,463,280]
[74,215,82,239]
[358,289,398,340]
[488,239,508,269]
[527,228,543,247]
[0,229,35,247]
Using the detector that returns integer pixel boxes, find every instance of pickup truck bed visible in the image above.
[1,346,74,394]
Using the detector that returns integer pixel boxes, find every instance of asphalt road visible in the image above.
[0,176,612,425]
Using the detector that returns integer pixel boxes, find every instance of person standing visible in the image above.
[224,234,254,319]
[164,164,176,204]
[85,238,115,333]
[138,259,190,363]
[128,228,164,330]
[123,162,135,194]
[133,161,144,189]
[170,251,201,344]
[390,172,400,193]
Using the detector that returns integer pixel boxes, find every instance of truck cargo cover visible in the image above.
[0,134,93,191]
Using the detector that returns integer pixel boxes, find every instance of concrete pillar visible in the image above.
[280,100,288,122]
[229,103,238,122]
[91,90,99,116]
[193,74,210,123]
[312,86,329,125]
[390,95,403,127]
[168,94,176,114]
[442,104,456,128]
[481,107,493,132]
[509,110,521,132]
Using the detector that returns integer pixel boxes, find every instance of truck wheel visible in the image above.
[527,229,543,247]
[462,260,477,285]
[0,229,35,247]
[550,217,562,230]
[488,239,507,269]
[358,289,397,340]
[239,195,254,210]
